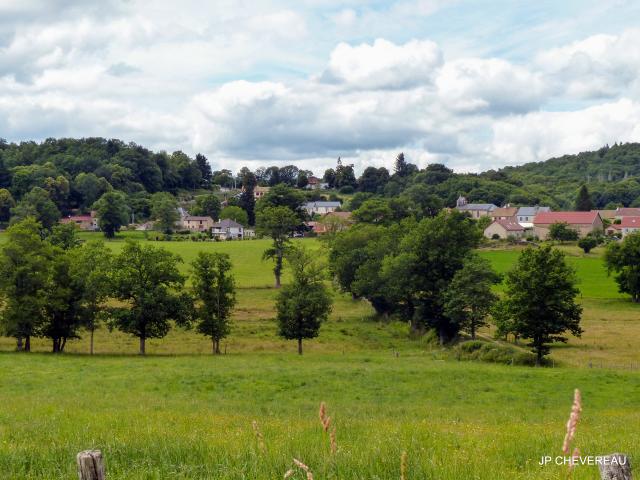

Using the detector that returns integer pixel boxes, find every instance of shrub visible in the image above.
[491,233,500,240]
[455,340,539,366]
[339,186,355,194]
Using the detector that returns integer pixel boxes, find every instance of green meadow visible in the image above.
[0,234,638,478]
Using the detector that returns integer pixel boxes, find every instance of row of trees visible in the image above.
[0,217,333,355]
[328,211,583,364]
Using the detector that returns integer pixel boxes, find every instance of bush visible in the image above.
[339,186,355,194]
[455,340,538,366]
[491,233,500,240]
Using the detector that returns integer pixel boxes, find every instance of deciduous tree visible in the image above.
[93,190,129,238]
[191,252,236,354]
[257,206,299,288]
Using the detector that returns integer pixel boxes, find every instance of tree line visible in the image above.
[327,210,583,365]
[0,217,332,355]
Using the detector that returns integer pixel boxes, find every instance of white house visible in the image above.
[516,206,551,227]
[303,201,341,216]
[211,219,245,240]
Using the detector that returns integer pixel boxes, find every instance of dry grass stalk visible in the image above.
[562,389,582,455]
[252,420,265,451]
[330,427,337,454]
[291,458,313,480]
[283,469,295,479]
[400,451,408,480]
[319,401,331,432]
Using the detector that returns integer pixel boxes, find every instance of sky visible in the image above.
[1,0,640,175]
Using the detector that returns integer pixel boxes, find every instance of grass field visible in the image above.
[1,353,638,479]
[0,234,638,478]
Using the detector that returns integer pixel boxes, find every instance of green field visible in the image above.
[0,234,638,478]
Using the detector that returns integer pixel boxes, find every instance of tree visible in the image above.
[578,236,597,254]
[69,241,113,354]
[256,183,306,221]
[238,170,257,225]
[357,167,389,193]
[323,168,336,188]
[400,184,443,219]
[192,193,221,219]
[41,248,85,353]
[276,247,332,354]
[191,252,236,354]
[11,187,61,230]
[74,172,111,210]
[110,241,191,354]
[92,190,129,238]
[195,153,213,188]
[605,232,640,302]
[548,222,579,242]
[393,152,417,178]
[48,222,81,250]
[220,205,249,226]
[256,206,299,288]
[150,192,179,233]
[352,198,393,225]
[334,158,357,189]
[0,218,53,351]
[442,255,501,339]
[398,211,481,341]
[494,245,582,364]
[0,188,15,222]
[575,184,594,211]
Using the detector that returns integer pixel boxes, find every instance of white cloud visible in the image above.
[320,38,443,90]
[489,99,640,166]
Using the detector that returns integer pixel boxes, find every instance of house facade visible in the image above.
[181,216,215,232]
[456,203,497,219]
[516,206,550,225]
[60,212,99,231]
[490,207,518,220]
[304,201,341,216]
[211,219,245,240]
[619,216,640,238]
[533,211,603,239]
[254,186,270,200]
[484,219,525,239]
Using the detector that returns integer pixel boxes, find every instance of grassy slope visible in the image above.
[1,353,638,479]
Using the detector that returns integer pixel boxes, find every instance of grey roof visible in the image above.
[213,219,244,229]
[457,203,497,211]
[304,201,341,208]
[517,206,550,216]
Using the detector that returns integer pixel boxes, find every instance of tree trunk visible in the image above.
[471,323,476,340]
[60,337,67,352]
[52,338,59,353]
[16,336,23,352]
[438,327,446,346]
[139,336,146,355]
[25,335,30,352]
[297,338,303,355]
[536,347,543,366]
[275,271,281,289]
[90,327,94,355]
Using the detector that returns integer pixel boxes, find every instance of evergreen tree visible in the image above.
[575,185,594,211]
[195,153,213,188]
[238,171,257,226]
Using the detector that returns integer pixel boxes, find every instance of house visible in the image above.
[533,211,603,239]
[516,206,550,226]
[594,209,617,221]
[180,216,215,232]
[60,212,98,231]
[615,207,640,219]
[307,211,353,234]
[254,186,270,200]
[306,176,329,189]
[619,216,640,238]
[605,223,621,236]
[484,219,525,239]
[456,203,498,219]
[211,219,245,240]
[490,206,518,220]
[304,201,341,216]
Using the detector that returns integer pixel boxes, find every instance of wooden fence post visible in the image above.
[77,450,105,480]
[599,453,632,480]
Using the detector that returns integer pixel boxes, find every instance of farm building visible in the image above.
[60,212,98,231]
[619,216,640,238]
[484,219,525,239]
[211,219,246,240]
[180,216,215,232]
[533,211,603,239]
[516,206,550,226]
[490,207,518,220]
[304,201,341,216]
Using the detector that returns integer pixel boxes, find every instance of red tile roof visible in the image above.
[493,219,524,231]
[534,211,600,225]
[620,216,640,228]
[616,208,640,216]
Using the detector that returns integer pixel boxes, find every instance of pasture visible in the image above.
[0,234,638,478]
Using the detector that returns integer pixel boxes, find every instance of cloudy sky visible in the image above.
[1,0,640,175]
